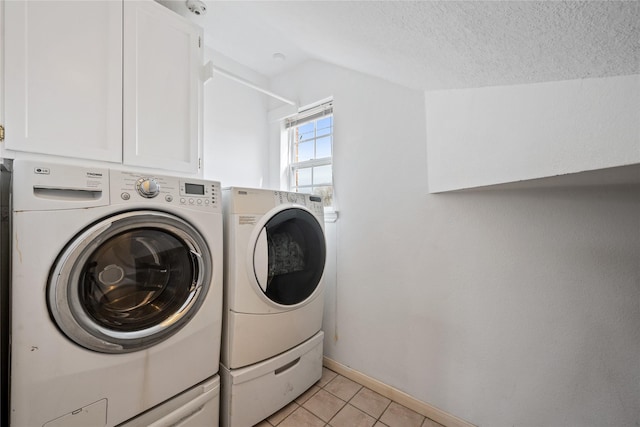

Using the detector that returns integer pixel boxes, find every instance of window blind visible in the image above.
[285,101,333,129]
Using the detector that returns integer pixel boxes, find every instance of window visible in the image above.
[286,101,334,208]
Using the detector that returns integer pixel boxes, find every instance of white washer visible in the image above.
[9,159,223,427]
[221,187,326,370]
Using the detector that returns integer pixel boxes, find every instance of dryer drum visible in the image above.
[267,230,306,277]
[48,211,212,353]
[259,209,326,306]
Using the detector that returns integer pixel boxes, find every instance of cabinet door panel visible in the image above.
[123,1,202,174]
[4,1,122,162]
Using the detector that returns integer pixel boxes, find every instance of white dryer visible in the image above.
[221,187,326,370]
[220,187,326,427]
[9,159,223,427]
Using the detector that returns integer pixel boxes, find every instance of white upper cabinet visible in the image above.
[123,1,203,174]
[3,0,203,174]
[4,1,123,162]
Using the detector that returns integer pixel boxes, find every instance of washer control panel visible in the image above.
[178,180,215,207]
[113,170,220,210]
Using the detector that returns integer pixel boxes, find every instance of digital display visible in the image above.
[184,183,205,195]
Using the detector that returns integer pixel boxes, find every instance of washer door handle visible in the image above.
[254,227,269,292]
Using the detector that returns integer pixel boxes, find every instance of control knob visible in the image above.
[136,178,160,198]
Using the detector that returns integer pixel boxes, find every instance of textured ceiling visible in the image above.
[159,1,640,90]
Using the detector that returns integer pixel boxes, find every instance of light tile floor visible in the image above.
[254,367,445,427]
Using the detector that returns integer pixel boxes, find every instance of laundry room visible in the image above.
[1,1,639,427]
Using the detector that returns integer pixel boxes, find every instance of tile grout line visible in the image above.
[315,370,391,427]
[265,367,432,427]
[323,358,475,427]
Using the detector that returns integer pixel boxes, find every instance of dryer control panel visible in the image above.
[112,170,221,211]
[274,191,324,217]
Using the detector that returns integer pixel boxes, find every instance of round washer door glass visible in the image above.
[253,208,326,306]
[48,211,212,353]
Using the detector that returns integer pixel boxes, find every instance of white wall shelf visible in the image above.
[425,74,640,193]
[440,163,640,193]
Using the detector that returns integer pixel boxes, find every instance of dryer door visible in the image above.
[253,207,326,306]
[48,210,212,353]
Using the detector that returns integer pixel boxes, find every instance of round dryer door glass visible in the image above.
[253,208,326,305]
[48,211,212,353]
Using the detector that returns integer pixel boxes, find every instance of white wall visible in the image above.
[202,48,270,188]
[269,60,640,427]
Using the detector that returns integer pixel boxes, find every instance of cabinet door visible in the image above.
[123,1,203,174]
[4,1,122,162]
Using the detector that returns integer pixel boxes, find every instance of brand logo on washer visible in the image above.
[86,172,103,178]
[34,167,50,175]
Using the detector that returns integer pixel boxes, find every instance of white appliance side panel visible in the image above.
[4,0,122,162]
[220,332,324,427]
[224,295,324,369]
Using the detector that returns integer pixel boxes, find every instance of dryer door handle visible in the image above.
[254,227,269,292]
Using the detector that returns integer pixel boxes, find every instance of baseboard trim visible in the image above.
[322,357,476,427]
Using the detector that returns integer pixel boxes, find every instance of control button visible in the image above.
[204,199,210,205]
[136,178,160,198]
[165,195,173,202]
[197,199,202,205]
[121,192,130,200]
[180,198,186,204]
[189,198,194,204]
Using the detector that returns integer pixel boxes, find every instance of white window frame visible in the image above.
[284,101,336,220]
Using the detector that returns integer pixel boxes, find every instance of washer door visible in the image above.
[253,207,326,306]
[48,210,212,353]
